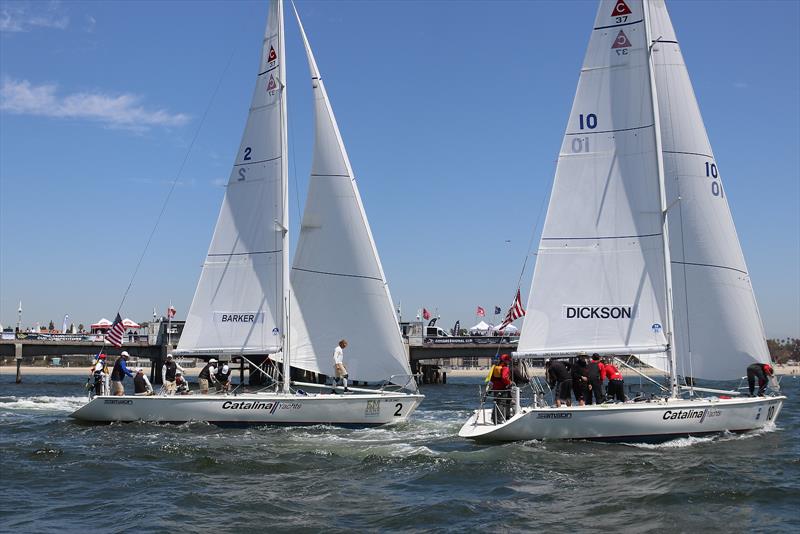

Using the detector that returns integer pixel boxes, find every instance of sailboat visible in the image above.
[72,0,423,425]
[459,0,785,442]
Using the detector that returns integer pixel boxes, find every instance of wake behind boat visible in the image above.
[459,0,785,443]
[72,0,423,426]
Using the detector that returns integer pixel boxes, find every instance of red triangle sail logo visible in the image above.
[267,74,277,91]
[267,46,277,62]
[612,0,632,16]
[611,30,632,49]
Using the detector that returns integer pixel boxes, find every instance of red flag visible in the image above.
[422,308,431,320]
[106,313,125,348]
[167,305,176,319]
[476,306,485,317]
[499,290,526,330]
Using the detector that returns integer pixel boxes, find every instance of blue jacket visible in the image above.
[111,357,134,381]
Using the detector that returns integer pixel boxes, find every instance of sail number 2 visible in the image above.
[705,161,724,198]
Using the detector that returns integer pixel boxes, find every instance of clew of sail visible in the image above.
[516,0,669,358]
[643,0,770,380]
[177,0,287,356]
[288,7,411,384]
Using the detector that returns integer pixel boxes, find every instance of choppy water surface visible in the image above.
[0,374,797,532]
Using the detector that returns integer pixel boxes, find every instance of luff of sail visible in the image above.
[640,0,770,380]
[177,0,287,356]
[288,7,411,383]
[516,0,669,358]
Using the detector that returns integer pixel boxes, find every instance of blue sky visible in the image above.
[1,0,798,338]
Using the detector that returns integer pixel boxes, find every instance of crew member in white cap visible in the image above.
[110,351,134,396]
[161,353,185,395]
[133,368,154,396]
[198,358,219,394]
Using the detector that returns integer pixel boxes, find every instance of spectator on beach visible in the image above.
[110,351,134,396]
[133,368,154,396]
[161,353,184,395]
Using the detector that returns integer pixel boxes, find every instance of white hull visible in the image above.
[71,391,423,427]
[458,395,785,443]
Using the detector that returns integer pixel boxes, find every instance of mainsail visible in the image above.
[643,0,770,379]
[178,0,287,355]
[288,8,411,382]
[516,0,669,357]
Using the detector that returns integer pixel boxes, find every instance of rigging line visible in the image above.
[289,101,302,221]
[115,45,239,315]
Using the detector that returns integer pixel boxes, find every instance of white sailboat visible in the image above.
[72,0,422,425]
[459,0,785,442]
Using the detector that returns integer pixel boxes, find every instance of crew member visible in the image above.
[571,356,589,406]
[161,353,184,395]
[490,354,514,422]
[602,358,625,402]
[89,353,109,397]
[511,358,530,387]
[175,371,190,395]
[746,362,774,396]
[545,359,572,407]
[332,339,349,393]
[586,353,605,405]
[198,359,219,394]
[133,368,154,396]
[110,351,134,396]
[216,363,232,392]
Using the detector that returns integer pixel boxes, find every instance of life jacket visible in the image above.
[490,365,512,390]
[133,374,148,393]
[199,364,212,380]
[111,358,125,381]
[164,361,177,381]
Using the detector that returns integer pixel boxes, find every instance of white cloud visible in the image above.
[85,14,96,33]
[733,81,749,89]
[0,78,190,131]
[0,1,69,33]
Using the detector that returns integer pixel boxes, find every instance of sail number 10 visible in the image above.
[705,161,724,198]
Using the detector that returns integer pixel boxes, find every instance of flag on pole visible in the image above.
[453,320,460,336]
[499,289,526,329]
[106,313,125,348]
[494,306,501,315]
[422,308,431,320]
[62,314,69,333]
[476,306,485,317]
[167,305,177,319]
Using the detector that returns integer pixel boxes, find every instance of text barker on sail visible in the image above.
[213,312,265,324]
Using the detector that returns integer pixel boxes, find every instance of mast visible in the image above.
[643,0,679,398]
[277,0,290,393]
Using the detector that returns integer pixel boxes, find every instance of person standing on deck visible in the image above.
[161,353,184,395]
[602,358,625,402]
[133,368,154,396]
[746,362,774,396]
[89,353,110,397]
[546,359,572,408]
[490,354,514,422]
[198,359,219,394]
[586,354,606,405]
[571,356,589,406]
[110,351,134,396]
[332,340,349,393]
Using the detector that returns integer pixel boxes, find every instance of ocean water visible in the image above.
[0,374,797,533]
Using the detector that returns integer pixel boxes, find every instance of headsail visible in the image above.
[643,0,770,379]
[288,7,411,382]
[516,0,669,358]
[177,0,287,356]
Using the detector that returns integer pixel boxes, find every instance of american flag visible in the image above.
[106,313,125,348]
[499,290,526,329]
[476,306,485,317]
[422,308,431,320]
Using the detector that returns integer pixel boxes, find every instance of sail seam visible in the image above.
[310,173,351,178]
[292,267,383,282]
[663,150,713,158]
[208,250,281,257]
[234,155,281,167]
[594,19,643,31]
[671,260,747,276]
[542,233,661,241]
[565,124,653,136]
[258,65,279,76]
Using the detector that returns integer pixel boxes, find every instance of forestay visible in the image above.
[178,0,287,356]
[516,0,669,358]
[288,9,411,383]
[639,0,770,379]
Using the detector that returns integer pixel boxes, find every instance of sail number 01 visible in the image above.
[705,161,724,198]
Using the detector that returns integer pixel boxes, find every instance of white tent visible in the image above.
[496,324,519,333]
[469,321,492,334]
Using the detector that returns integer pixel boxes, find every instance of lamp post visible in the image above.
[17,301,22,332]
